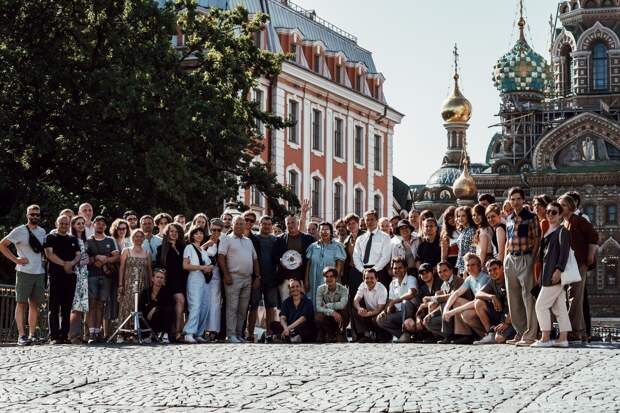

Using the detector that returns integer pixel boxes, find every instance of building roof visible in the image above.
[195,0,378,73]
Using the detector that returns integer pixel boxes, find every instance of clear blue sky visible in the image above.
[295,0,560,185]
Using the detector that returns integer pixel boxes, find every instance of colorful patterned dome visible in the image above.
[492,16,549,94]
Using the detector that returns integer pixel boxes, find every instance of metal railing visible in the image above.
[0,283,48,343]
[282,0,358,43]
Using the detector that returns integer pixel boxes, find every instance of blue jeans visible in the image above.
[183,273,209,336]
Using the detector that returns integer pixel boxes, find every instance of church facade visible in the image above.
[411,0,620,317]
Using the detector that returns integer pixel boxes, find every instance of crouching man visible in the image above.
[377,257,417,342]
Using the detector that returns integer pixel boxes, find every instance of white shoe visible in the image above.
[227,336,242,343]
[553,340,569,348]
[184,334,197,344]
[195,336,207,343]
[530,339,554,348]
[474,332,496,345]
[290,335,302,343]
[160,333,170,344]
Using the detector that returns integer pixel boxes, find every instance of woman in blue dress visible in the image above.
[305,222,346,304]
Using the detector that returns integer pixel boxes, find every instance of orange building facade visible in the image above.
[215,0,404,222]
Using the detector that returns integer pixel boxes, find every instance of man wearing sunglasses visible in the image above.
[0,205,47,346]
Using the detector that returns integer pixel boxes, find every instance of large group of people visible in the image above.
[0,186,599,348]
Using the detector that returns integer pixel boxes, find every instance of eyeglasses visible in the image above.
[211,228,222,233]
[546,209,560,216]
[28,213,40,217]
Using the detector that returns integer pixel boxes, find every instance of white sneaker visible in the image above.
[160,333,170,344]
[195,336,207,343]
[184,334,197,344]
[553,340,569,348]
[228,336,242,343]
[474,332,496,345]
[290,335,302,343]
[531,339,554,348]
[142,336,152,344]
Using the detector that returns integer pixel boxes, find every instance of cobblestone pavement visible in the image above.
[0,342,619,412]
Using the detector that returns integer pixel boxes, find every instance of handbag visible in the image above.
[26,226,43,254]
[559,228,581,286]
[192,244,213,284]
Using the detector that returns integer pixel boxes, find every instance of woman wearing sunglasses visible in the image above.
[532,201,572,348]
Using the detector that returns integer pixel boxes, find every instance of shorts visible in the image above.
[497,324,516,339]
[250,285,279,309]
[15,271,45,303]
[486,301,508,326]
[88,275,111,302]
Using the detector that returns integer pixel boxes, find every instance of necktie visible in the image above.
[363,232,374,264]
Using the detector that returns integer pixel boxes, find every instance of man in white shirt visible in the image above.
[352,268,388,342]
[377,257,418,342]
[78,202,95,239]
[353,210,392,290]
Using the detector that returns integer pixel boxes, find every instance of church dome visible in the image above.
[492,16,549,94]
[441,73,472,123]
[426,166,462,188]
[452,159,477,200]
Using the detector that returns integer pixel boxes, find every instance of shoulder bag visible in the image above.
[559,228,581,286]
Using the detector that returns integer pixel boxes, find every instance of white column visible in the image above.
[387,128,394,216]
[367,123,375,213]
[346,116,355,214]
[302,99,312,201]
[325,108,334,222]
[272,84,286,184]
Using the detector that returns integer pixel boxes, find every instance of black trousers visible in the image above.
[48,273,77,340]
[270,321,316,343]
[148,306,175,336]
[345,267,363,338]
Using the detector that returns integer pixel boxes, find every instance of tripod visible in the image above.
[108,276,152,344]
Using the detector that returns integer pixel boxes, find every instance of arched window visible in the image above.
[607,204,618,224]
[334,183,343,220]
[593,43,608,91]
[311,176,323,219]
[373,194,383,218]
[560,44,573,96]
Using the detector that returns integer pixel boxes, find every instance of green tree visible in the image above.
[0,0,297,233]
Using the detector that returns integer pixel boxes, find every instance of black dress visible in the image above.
[156,244,185,295]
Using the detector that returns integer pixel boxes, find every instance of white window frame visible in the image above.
[311,107,324,155]
[373,133,383,174]
[354,124,365,168]
[333,116,345,162]
[287,98,300,148]
[310,171,325,220]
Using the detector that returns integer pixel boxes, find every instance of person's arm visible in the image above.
[217,254,232,285]
[440,236,448,261]
[585,221,598,266]
[287,315,307,330]
[315,287,329,315]
[442,287,465,316]
[331,286,349,311]
[556,228,571,272]
[335,259,343,279]
[118,249,129,295]
[183,251,204,272]
[352,236,364,273]
[531,216,541,261]
[146,253,153,280]
[252,258,261,289]
[366,303,385,318]
[479,231,489,261]
[0,238,26,265]
[279,314,289,331]
[496,226,506,261]
[299,199,309,233]
[304,257,311,293]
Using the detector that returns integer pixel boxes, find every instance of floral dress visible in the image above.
[117,252,150,323]
[456,226,476,275]
[72,238,90,312]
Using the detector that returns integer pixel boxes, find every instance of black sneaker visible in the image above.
[17,336,31,346]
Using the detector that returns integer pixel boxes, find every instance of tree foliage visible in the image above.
[0,0,298,237]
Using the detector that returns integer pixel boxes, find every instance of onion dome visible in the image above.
[426,167,462,188]
[452,158,477,200]
[441,72,472,123]
[492,12,549,94]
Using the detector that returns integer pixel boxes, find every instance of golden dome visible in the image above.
[441,73,472,123]
[452,158,477,200]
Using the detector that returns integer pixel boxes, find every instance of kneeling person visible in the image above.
[315,267,349,342]
[352,269,388,342]
[473,259,516,344]
[377,257,417,342]
[271,279,316,343]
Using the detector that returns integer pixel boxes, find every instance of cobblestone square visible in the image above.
[0,342,619,412]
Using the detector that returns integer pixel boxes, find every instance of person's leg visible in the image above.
[69,311,83,342]
[60,274,77,340]
[224,277,241,339]
[87,276,100,337]
[183,274,202,336]
[504,255,526,338]
[535,285,557,341]
[474,299,492,332]
[346,268,363,339]
[278,281,289,307]
[48,275,61,340]
[15,302,27,338]
[196,280,210,338]
[174,293,185,338]
[583,284,591,340]
[378,310,404,339]
[551,288,572,342]
[461,308,485,338]
[246,285,261,339]
[567,266,587,340]
[452,297,473,336]
[264,287,279,335]
[518,255,539,342]
[236,277,252,339]
[14,271,30,337]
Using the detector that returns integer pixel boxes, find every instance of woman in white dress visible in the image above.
[202,218,224,341]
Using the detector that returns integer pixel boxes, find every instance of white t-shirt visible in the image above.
[354,282,388,311]
[3,225,46,274]
[388,275,418,311]
[183,244,211,279]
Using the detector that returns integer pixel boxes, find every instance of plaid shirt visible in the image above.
[506,208,540,256]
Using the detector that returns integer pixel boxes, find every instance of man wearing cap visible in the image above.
[86,216,119,343]
[353,210,392,291]
[391,219,419,275]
